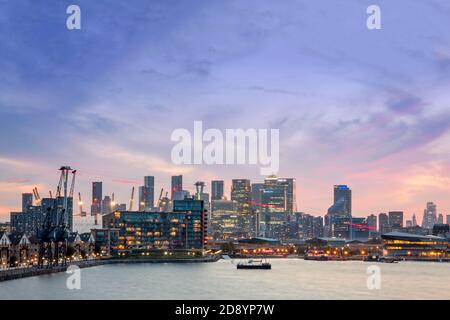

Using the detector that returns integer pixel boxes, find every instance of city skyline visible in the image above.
[2,171,447,227]
[1,1,450,220]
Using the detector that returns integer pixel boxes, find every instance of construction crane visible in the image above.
[157,188,164,207]
[129,186,135,211]
[33,187,41,205]
[38,166,75,267]
[69,170,77,199]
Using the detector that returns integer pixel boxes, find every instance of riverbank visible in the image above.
[0,255,221,283]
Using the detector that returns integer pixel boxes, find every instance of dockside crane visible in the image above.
[38,166,76,267]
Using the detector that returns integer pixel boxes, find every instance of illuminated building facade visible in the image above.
[22,193,33,213]
[171,175,183,200]
[210,200,239,240]
[102,198,207,252]
[422,202,437,229]
[231,179,252,236]
[382,231,448,258]
[379,213,389,234]
[211,180,224,200]
[388,211,404,231]
[351,217,370,241]
[324,185,352,239]
[91,182,102,216]
[263,176,297,214]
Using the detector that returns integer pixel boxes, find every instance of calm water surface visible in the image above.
[0,259,449,299]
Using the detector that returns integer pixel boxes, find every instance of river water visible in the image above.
[0,259,449,299]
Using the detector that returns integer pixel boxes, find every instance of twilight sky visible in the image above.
[1,0,450,222]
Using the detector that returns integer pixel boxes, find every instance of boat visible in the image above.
[304,255,329,261]
[237,259,271,269]
[363,254,380,262]
[304,250,329,261]
[378,257,398,263]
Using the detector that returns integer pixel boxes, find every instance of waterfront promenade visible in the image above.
[0,255,221,282]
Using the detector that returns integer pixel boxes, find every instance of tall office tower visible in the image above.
[412,214,417,226]
[211,199,239,240]
[251,183,264,212]
[422,202,437,229]
[263,176,297,214]
[138,186,146,211]
[171,175,183,200]
[324,185,352,238]
[211,180,224,200]
[437,213,444,224]
[333,185,352,216]
[447,215,450,225]
[379,213,389,234]
[101,196,112,215]
[279,178,297,213]
[22,193,33,213]
[366,214,377,236]
[388,211,404,230]
[144,176,155,209]
[312,216,324,238]
[231,179,252,236]
[91,182,102,216]
[405,220,413,228]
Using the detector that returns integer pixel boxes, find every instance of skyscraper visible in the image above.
[422,202,437,229]
[447,215,450,225]
[139,186,146,211]
[333,185,352,216]
[211,180,224,200]
[366,214,377,237]
[388,211,404,230]
[22,193,33,213]
[101,196,112,215]
[378,213,389,234]
[251,183,264,212]
[91,182,102,216]
[278,178,297,214]
[438,213,444,224]
[171,175,183,200]
[144,176,155,209]
[263,176,297,214]
[412,214,417,227]
[231,179,252,236]
[138,176,155,210]
[231,179,251,215]
[324,185,352,239]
